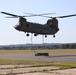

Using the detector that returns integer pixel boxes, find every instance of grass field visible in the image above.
[0,59,76,69]
[0,49,76,54]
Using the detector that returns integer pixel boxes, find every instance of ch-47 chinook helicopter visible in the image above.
[1,12,76,38]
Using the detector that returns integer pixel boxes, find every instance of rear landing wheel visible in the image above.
[53,35,55,38]
[45,35,47,38]
[34,33,37,36]
[26,34,29,36]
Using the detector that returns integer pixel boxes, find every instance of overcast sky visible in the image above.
[0,0,76,45]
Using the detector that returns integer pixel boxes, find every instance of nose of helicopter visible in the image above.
[14,25,20,31]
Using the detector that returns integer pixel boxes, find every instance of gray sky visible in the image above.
[0,0,76,45]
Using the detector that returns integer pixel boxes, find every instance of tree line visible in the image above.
[0,43,76,50]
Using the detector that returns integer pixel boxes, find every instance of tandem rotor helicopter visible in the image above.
[1,12,76,38]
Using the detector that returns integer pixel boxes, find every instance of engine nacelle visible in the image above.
[47,18,58,26]
[47,18,58,30]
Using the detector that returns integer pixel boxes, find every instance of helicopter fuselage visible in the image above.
[14,17,59,37]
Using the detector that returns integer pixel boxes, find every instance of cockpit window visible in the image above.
[19,17,26,22]
[16,22,20,25]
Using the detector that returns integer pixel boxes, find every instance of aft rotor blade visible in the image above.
[1,12,20,17]
[37,14,76,18]
[34,15,53,18]
[37,13,55,16]
[57,14,76,18]
[24,12,55,16]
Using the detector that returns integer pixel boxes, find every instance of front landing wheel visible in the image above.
[53,35,55,38]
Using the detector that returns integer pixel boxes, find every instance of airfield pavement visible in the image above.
[0,54,76,62]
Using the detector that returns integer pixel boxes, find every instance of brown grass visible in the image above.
[0,49,76,54]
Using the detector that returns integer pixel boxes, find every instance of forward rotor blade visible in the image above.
[56,14,76,18]
[1,12,20,17]
[5,16,18,18]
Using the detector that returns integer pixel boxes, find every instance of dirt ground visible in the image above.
[17,69,76,75]
[0,65,76,75]
[53,68,76,75]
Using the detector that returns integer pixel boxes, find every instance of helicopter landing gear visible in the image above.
[53,35,55,38]
[26,33,29,36]
[34,33,37,36]
[45,35,47,38]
